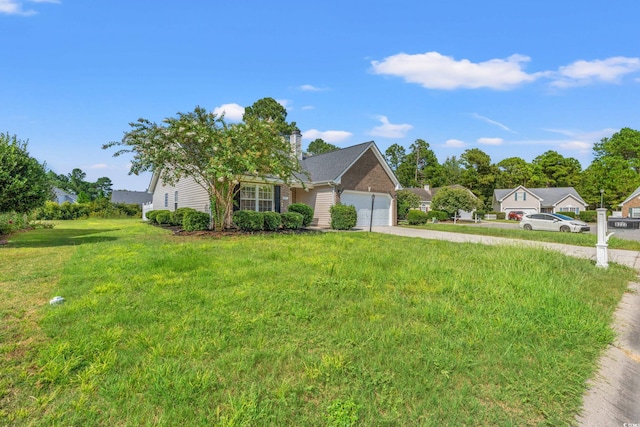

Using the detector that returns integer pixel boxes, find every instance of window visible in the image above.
[240,184,273,212]
[164,193,168,208]
[514,191,527,201]
[631,208,640,218]
[559,207,579,214]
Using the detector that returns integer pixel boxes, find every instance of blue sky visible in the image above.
[2,1,640,191]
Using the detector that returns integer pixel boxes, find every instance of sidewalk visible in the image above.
[371,226,640,426]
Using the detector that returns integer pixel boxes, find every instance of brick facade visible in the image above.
[339,149,396,194]
[621,195,640,217]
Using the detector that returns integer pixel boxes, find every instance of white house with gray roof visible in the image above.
[148,134,401,228]
[492,186,588,216]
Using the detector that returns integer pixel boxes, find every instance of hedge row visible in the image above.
[146,208,210,231]
[232,210,304,232]
[34,200,141,220]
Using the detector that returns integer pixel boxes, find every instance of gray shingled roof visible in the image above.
[299,141,374,183]
[495,187,586,207]
[111,190,153,205]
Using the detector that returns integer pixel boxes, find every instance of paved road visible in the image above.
[371,226,640,427]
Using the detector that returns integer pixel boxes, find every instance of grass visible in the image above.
[0,219,637,425]
[404,221,640,251]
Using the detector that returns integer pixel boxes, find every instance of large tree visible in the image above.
[306,138,339,156]
[394,139,444,188]
[459,148,497,208]
[384,143,406,172]
[0,132,51,213]
[104,105,303,230]
[242,97,298,135]
[531,150,581,188]
[593,127,640,172]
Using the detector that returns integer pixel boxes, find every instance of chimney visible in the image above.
[290,129,302,161]
[424,184,430,192]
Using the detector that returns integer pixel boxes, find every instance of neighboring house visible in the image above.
[111,190,153,206]
[492,186,588,215]
[53,188,77,204]
[619,186,640,218]
[148,132,401,228]
[405,184,477,213]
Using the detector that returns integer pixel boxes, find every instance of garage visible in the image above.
[340,191,392,227]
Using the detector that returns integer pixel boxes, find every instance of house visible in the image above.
[405,184,477,213]
[53,188,77,204]
[148,132,401,228]
[619,186,640,218]
[110,190,153,206]
[492,186,588,216]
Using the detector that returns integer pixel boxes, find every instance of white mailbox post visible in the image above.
[596,208,613,268]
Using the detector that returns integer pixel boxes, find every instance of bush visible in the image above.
[147,210,169,224]
[579,210,597,222]
[171,207,198,226]
[281,212,304,230]
[145,210,158,222]
[288,203,313,227]
[330,204,357,230]
[488,211,506,220]
[407,209,428,225]
[559,211,577,219]
[182,211,210,231]
[233,210,264,232]
[155,211,172,225]
[263,212,282,231]
[426,210,450,221]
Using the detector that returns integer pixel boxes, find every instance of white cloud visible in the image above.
[471,113,514,132]
[298,84,327,92]
[444,139,467,148]
[558,141,592,152]
[552,57,640,87]
[212,103,244,122]
[88,163,108,169]
[302,129,352,143]
[368,116,413,138]
[301,105,315,110]
[477,137,504,146]
[0,0,59,15]
[371,51,539,90]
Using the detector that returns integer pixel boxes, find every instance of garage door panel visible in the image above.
[340,191,391,227]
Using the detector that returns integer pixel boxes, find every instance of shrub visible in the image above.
[148,210,170,224]
[155,211,172,225]
[182,211,210,231]
[487,211,506,220]
[579,210,597,222]
[281,212,304,230]
[171,207,197,226]
[330,204,357,230]
[559,211,576,219]
[426,210,450,221]
[263,212,282,231]
[233,210,264,232]
[145,210,158,222]
[407,209,428,225]
[288,203,313,227]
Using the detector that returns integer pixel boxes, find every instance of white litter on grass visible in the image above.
[49,296,65,305]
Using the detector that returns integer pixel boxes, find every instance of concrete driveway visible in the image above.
[372,225,640,426]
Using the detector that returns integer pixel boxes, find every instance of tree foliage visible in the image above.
[431,187,481,216]
[47,168,113,200]
[531,150,581,188]
[0,132,51,213]
[104,104,303,230]
[396,189,421,220]
[306,138,339,156]
[391,139,444,188]
[242,97,298,135]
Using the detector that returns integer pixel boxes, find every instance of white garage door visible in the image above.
[340,191,392,227]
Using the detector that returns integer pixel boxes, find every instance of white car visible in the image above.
[519,213,590,233]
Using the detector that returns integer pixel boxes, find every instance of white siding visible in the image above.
[554,196,585,213]
[295,187,335,227]
[152,176,210,213]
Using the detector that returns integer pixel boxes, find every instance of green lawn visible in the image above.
[0,219,636,425]
[404,221,640,251]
